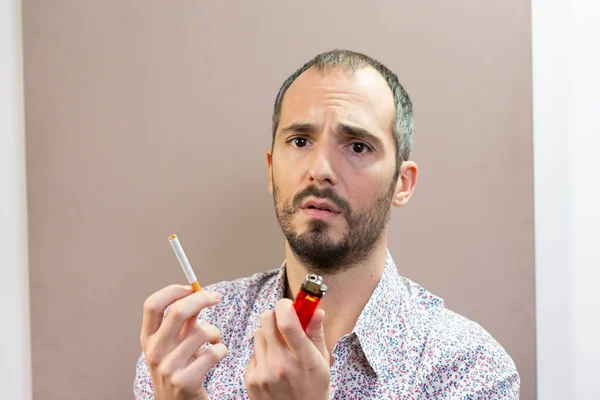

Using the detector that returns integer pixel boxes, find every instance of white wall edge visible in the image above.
[532,1,572,398]
[533,0,600,399]
[0,0,33,398]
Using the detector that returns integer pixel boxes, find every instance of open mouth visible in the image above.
[306,205,334,212]
[300,199,341,219]
[301,207,339,219]
[301,198,341,214]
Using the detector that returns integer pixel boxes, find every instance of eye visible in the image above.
[290,137,310,148]
[350,142,371,154]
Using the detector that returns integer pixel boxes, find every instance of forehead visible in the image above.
[279,66,396,134]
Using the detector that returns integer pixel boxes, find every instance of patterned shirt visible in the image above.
[134,250,520,399]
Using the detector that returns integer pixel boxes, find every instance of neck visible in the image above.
[284,232,389,356]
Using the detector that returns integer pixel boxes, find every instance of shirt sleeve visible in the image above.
[418,310,521,399]
[484,370,520,400]
[456,340,521,400]
[133,351,155,399]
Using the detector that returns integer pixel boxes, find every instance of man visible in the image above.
[134,49,520,399]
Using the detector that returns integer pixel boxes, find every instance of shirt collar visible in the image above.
[352,249,406,377]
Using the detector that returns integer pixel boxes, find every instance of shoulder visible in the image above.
[431,307,517,371]
[398,277,514,362]
[397,276,446,337]
[399,276,446,311]
[402,280,520,398]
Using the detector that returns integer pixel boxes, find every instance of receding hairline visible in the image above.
[292,63,392,86]
[277,64,397,130]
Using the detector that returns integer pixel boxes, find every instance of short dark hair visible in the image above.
[271,49,414,172]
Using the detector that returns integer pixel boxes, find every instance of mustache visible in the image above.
[291,185,350,214]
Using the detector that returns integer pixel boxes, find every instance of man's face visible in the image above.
[268,66,404,274]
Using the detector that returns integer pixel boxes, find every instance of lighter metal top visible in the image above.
[300,274,328,298]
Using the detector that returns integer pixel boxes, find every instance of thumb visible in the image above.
[305,308,328,359]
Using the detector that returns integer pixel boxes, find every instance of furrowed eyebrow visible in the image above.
[279,123,318,136]
[338,123,384,149]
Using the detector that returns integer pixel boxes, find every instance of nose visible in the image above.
[307,136,338,186]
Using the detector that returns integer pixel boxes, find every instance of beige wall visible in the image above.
[23,1,535,399]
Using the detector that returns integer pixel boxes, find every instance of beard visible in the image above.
[272,178,397,275]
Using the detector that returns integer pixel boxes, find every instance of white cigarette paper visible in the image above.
[168,234,198,285]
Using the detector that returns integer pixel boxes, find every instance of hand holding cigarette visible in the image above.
[138,235,227,399]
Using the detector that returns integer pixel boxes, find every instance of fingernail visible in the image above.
[211,291,222,301]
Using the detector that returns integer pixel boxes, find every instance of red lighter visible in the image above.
[292,274,327,331]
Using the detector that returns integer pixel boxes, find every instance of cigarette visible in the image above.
[168,234,202,292]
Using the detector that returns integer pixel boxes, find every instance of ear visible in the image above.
[392,160,418,207]
[266,147,273,194]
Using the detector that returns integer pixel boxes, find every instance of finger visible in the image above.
[168,343,228,395]
[305,308,326,337]
[305,308,328,359]
[274,299,309,354]
[161,323,222,371]
[252,329,268,366]
[259,310,285,348]
[247,352,257,371]
[182,343,228,384]
[141,284,192,342]
[178,317,197,341]
[156,290,221,346]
